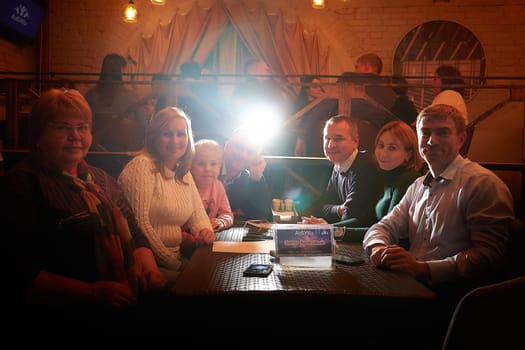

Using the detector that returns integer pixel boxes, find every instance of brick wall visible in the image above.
[0,40,36,73]
[1,0,524,197]
[38,0,525,77]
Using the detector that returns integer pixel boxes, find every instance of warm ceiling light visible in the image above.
[150,0,166,5]
[312,0,325,9]
[123,0,138,23]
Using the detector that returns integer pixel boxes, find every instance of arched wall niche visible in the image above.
[393,20,486,111]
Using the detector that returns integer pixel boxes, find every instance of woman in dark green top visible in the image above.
[335,120,424,241]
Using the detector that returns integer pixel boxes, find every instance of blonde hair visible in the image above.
[143,107,195,182]
[195,139,223,161]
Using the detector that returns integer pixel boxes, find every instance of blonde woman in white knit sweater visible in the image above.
[118,107,214,287]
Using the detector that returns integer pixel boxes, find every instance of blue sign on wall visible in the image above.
[0,0,45,40]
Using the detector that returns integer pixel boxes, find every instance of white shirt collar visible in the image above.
[334,148,358,173]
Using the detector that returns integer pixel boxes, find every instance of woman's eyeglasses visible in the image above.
[47,122,91,135]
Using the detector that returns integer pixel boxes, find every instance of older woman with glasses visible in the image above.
[0,88,167,332]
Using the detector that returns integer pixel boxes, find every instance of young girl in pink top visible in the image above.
[191,139,234,231]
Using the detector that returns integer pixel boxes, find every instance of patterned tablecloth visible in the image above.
[174,227,436,299]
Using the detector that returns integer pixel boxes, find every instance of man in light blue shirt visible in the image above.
[363,104,514,288]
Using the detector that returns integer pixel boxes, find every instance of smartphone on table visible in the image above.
[243,263,273,277]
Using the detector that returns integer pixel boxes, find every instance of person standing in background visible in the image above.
[390,76,419,127]
[84,53,140,117]
[118,107,214,288]
[431,64,468,123]
[338,53,398,130]
[148,73,177,116]
[85,53,143,152]
[291,75,337,212]
[191,139,234,232]
[294,75,325,112]
[177,60,230,144]
[293,75,338,157]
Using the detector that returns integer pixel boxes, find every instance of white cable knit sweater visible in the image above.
[118,154,212,270]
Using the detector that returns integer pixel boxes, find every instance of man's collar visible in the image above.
[424,155,466,187]
[423,173,435,187]
[429,155,466,181]
[334,148,358,174]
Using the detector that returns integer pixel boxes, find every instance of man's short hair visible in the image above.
[324,114,359,141]
[356,53,383,74]
[417,104,467,134]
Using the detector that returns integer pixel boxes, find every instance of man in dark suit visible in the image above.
[306,115,382,226]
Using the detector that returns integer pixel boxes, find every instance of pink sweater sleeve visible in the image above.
[210,180,234,228]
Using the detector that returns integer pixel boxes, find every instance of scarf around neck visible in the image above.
[67,161,139,295]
